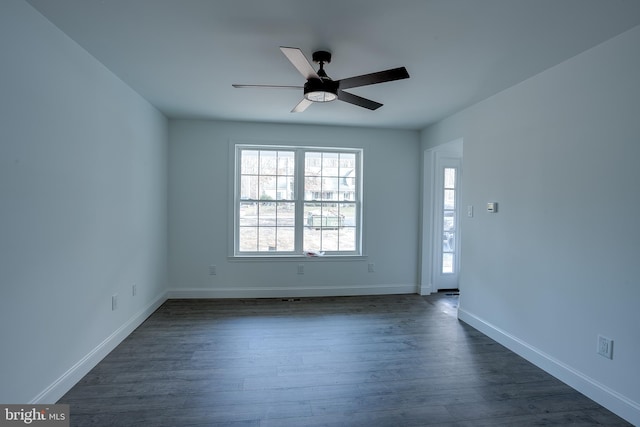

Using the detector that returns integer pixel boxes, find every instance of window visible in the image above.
[234,145,362,256]
[441,167,457,274]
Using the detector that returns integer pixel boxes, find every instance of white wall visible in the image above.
[0,0,168,403]
[169,120,420,297]
[421,25,640,424]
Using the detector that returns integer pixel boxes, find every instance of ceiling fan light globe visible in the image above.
[305,91,337,102]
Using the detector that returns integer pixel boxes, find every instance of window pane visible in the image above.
[322,178,339,200]
[340,154,357,201]
[321,229,339,251]
[241,150,259,174]
[239,202,258,226]
[443,211,455,232]
[239,227,257,251]
[444,167,456,189]
[305,152,322,174]
[339,174,356,198]
[321,152,339,176]
[277,151,295,175]
[258,176,276,201]
[339,227,356,251]
[303,226,321,252]
[258,227,276,251]
[304,203,322,228]
[340,203,356,227]
[276,202,295,226]
[442,253,454,274]
[259,151,277,175]
[277,227,295,251]
[258,202,275,226]
[304,177,321,200]
[443,231,455,252]
[339,153,356,174]
[277,176,294,200]
[444,189,455,210]
[240,175,258,200]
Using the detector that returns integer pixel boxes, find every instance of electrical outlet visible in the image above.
[111,294,118,311]
[209,265,217,275]
[368,263,375,273]
[132,284,137,296]
[297,264,304,275]
[597,335,613,359]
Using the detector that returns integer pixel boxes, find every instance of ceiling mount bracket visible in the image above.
[312,50,332,64]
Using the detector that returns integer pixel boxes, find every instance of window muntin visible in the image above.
[235,145,361,256]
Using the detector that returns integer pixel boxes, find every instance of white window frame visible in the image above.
[232,143,363,258]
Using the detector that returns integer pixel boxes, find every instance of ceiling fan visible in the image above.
[232,47,410,112]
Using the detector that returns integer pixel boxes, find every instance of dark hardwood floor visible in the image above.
[59,293,631,426]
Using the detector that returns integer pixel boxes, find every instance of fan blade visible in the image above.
[232,84,303,89]
[280,47,320,80]
[291,98,313,113]
[337,90,383,110]
[337,67,409,90]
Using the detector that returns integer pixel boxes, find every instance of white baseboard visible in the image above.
[419,282,434,295]
[167,283,418,299]
[458,308,640,426]
[31,292,168,404]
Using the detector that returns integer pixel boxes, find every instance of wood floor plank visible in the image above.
[58,293,632,426]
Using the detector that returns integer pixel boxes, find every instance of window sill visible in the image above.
[228,255,367,262]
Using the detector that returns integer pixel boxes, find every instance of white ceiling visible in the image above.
[26,0,640,130]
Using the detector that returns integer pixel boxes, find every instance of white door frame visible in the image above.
[420,139,463,295]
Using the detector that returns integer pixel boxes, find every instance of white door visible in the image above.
[433,157,461,290]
